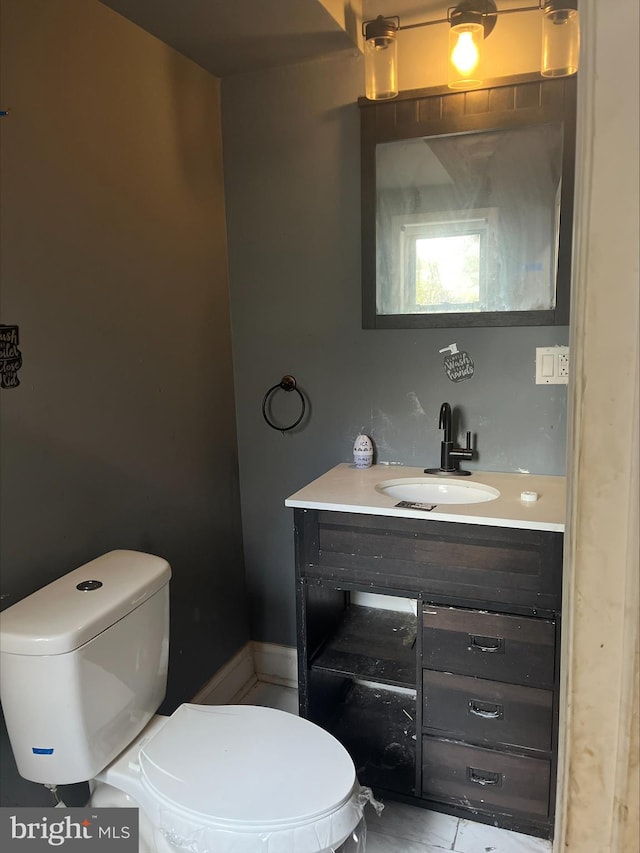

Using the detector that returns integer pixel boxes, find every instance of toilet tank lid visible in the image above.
[0,550,171,656]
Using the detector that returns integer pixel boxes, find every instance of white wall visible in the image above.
[559,1,639,849]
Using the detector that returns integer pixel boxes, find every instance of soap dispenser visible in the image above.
[353,434,374,469]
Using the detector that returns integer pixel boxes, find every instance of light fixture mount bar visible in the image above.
[363,1,547,37]
[395,15,449,33]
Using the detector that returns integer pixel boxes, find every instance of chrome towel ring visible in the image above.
[262,375,306,432]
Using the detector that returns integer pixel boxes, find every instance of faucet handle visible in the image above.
[465,431,472,451]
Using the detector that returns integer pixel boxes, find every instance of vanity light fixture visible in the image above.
[448,0,497,89]
[363,14,400,100]
[541,0,580,77]
[362,0,580,99]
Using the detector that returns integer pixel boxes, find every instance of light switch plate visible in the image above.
[536,346,569,384]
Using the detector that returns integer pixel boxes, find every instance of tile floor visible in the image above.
[238,681,553,853]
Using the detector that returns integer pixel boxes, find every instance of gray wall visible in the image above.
[0,0,248,805]
[222,53,569,646]
[0,0,570,808]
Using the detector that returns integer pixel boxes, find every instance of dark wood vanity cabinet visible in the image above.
[294,508,563,839]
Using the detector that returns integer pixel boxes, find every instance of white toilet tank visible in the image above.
[0,550,171,786]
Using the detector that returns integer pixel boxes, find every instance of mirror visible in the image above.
[360,74,577,328]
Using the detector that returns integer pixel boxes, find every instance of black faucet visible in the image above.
[424,402,474,476]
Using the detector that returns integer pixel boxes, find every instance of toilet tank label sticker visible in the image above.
[0,808,138,851]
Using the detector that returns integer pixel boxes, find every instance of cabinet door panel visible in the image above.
[295,509,563,611]
[422,737,551,817]
[422,669,553,751]
[423,605,555,687]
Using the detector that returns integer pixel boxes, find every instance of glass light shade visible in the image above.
[364,29,398,100]
[541,5,580,77]
[448,23,484,90]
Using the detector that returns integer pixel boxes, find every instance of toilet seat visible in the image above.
[135,703,362,852]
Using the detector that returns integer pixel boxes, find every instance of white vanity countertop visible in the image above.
[285,464,566,532]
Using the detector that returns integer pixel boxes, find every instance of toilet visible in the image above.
[0,551,371,853]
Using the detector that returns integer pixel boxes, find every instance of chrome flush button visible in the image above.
[76,580,103,591]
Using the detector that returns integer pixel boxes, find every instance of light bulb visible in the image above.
[451,31,480,75]
[448,22,484,90]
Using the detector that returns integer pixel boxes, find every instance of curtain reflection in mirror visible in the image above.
[375,123,563,316]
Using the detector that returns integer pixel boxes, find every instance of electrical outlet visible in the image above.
[558,351,569,377]
[536,346,569,384]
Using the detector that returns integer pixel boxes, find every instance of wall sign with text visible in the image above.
[439,342,475,383]
[0,325,22,388]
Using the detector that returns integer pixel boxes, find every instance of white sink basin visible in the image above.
[376,477,500,505]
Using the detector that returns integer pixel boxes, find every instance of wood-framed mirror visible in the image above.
[360,73,577,329]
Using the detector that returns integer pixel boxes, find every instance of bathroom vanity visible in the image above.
[286,465,565,839]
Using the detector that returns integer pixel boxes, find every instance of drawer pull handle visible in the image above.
[468,700,503,720]
[467,767,502,787]
[468,634,504,654]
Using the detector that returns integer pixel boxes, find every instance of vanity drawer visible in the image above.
[422,737,551,817]
[422,670,553,752]
[422,606,555,688]
[295,509,563,611]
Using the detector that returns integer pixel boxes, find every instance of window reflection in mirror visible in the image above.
[360,75,577,329]
[376,124,563,316]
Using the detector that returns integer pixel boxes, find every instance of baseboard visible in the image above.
[190,641,298,706]
[251,641,298,689]
[191,642,256,705]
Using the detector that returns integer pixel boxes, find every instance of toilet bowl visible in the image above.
[91,704,367,853]
[0,551,370,853]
